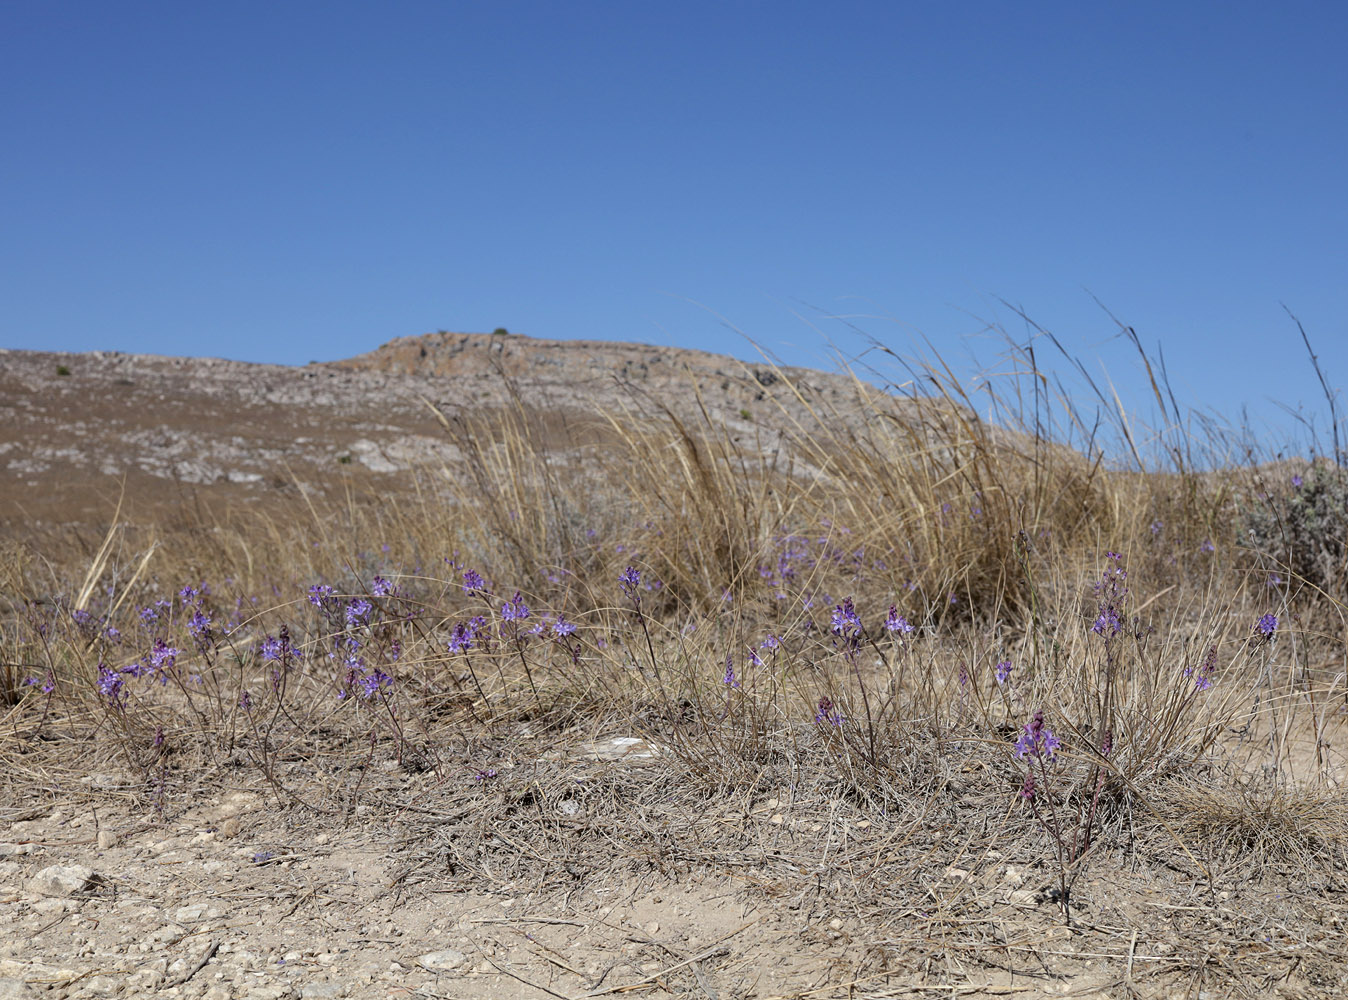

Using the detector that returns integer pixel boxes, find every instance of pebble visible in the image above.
[298,984,346,999]
[416,949,467,972]
[29,865,105,897]
[174,904,210,924]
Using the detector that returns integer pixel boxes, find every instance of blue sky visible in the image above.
[4,2,1346,449]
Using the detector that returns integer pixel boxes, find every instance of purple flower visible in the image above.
[1149,519,1164,536]
[239,690,253,711]
[723,654,740,688]
[1292,474,1304,488]
[1185,645,1218,691]
[814,696,844,727]
[1199,539,1215,554]
[259,625,301,664]
[1014,710,1061,760]
[307,584,335,607]
[96,664,126,708]
[760,634,780,650]
[358,670,392,699]
[447,618,483,654]
[1256,614,1278,639]
[1019,772,1036,801]
[345,599,372,627]
[1091,608,1122,638]
[371,576,394,597]
[501,591,531,622]
[884,606,914,634]
[188,608,214,650]
[146,639,179,678]
[462,569,487,594]
[618,566,641,594]
[829,597,862,639]
[995,660,1012,685]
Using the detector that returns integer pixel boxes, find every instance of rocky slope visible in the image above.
[0,332,891,530]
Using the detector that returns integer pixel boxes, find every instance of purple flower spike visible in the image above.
[814,696,844,727]
[884,605,914,634]
[995,660,1012,685]
[1256,613,1278,638]
[1014,710,1061,760]
[501,591,531,622]
[1019,772,1036,801]
[722,653,740,689]
[830,598,862,639]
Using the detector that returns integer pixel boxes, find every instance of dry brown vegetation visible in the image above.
[2,330,1347,999]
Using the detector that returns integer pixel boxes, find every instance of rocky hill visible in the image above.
[0,332,894,532]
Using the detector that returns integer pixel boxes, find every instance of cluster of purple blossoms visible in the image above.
[1090,551,1129,639]
[188,607,214,652]
[1185,645,1218,692]
[618,566,642,597]
[462,569,487,594]
[24,671,56,694]
[1014,710,1061,760]
[1019,771,1036,801]
[1256,614,1279,639]
[814,695,844,727]
[344,598,373,628]
[259,625,302,665]
[307,584,336,607]
[884,606,914,634]
[138,600,171,628]
[829,597,862,640]
[447,616,487,654]
[528,613,577,639]
[141,639,180,682]
[97,663,126,708]
[723,653,740,689]
[995,660,1013,685]
[370,576,395,597]
[760,634,780,651]
[357,669,392,699]
[500,591,531,623]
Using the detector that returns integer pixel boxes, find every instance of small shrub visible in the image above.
[1242,465,1348,591]
[56,365,71,376]
[492,327,509,336]
[337,454,352,465]
[739,408,752,421]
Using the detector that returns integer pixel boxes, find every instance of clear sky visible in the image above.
[4,2,1345,450]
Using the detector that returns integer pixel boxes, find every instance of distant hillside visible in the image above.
[0,332,906,531]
